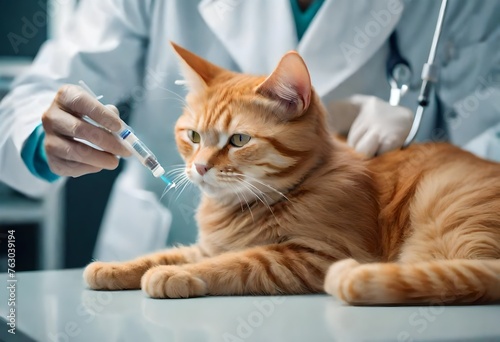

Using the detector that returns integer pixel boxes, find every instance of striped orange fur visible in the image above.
[84,43,500,304]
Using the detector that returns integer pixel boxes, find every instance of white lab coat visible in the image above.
[1,0,499,261]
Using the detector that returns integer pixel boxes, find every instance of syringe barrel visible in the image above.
[78,80,169,181]
[116,125,165,177]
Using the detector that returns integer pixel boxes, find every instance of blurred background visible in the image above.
[0,0,123,271]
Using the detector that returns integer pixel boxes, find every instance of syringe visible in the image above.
[78,81,175,190]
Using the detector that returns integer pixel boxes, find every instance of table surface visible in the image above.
[1,269,500,342]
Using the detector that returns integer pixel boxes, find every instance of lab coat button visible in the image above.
[445,109,457,120]
[443,41,456,64]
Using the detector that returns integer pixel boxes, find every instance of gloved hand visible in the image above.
[41,84,131,177]
[347,95,413,157]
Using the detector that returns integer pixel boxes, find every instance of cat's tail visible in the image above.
[324,258,500,305]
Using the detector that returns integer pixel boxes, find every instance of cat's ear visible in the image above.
[256,51,312,120]
[170,41,224,93]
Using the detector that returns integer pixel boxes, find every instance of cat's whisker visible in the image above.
[165,166,185,172]
[174,176,193,203]
[174,179,190,194]
[234,173,290,203]
[179,181,195,207]
[156,85,197,117]
[174,170,188,179]
[160,169,188,200]
[161,174,189,202]
[164,174,191,206]
[238,188,255,222]
[239,178,274,204]
[172,176,190,193]
[167,163,186,168]
[160,183,175,200]
[157,85,188,103]
[147,96,182,102]
[170,173,188,187]
[227,183,245,213]
[237,179,278,223]
[155,84,188,101]
[163,167,188,183]
[165,169,187,177]
[167,172,187,180]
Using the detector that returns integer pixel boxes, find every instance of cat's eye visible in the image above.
[229,134,251,147]
[188,130,200,143]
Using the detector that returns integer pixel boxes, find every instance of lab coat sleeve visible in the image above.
[436,0,500,162]
[0,0,152,198]
[463,120,500,163]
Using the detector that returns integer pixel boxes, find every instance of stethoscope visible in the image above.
[386,0,449,147]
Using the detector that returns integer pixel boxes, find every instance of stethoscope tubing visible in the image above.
[403,0,449,147]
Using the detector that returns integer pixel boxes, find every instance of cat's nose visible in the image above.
[195,163,212,176]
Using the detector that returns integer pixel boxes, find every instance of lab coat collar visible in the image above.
[199,0,404,97]
[198,0,297,75]
[298,0,404,96]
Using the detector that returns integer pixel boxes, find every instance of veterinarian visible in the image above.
[0,0,499,261]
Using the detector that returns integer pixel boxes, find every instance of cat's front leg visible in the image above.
[84,245,204,290]
[141,244,335,298]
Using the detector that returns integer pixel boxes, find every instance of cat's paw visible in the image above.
[324,258,360,303]
[141,265,207,299]
[83,261,142,290]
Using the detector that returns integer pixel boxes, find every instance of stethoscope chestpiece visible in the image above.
[388,62,412,106]
[387,32,412,106]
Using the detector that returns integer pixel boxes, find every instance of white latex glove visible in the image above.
[347,95,413,157]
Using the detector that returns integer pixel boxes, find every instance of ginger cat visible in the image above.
[84,43,500,305]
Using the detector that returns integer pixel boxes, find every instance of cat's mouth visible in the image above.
[187,169,239,190]
[194,178,240,198]
[196,175,242,188]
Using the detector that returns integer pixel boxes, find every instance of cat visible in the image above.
[83,42,500,305]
